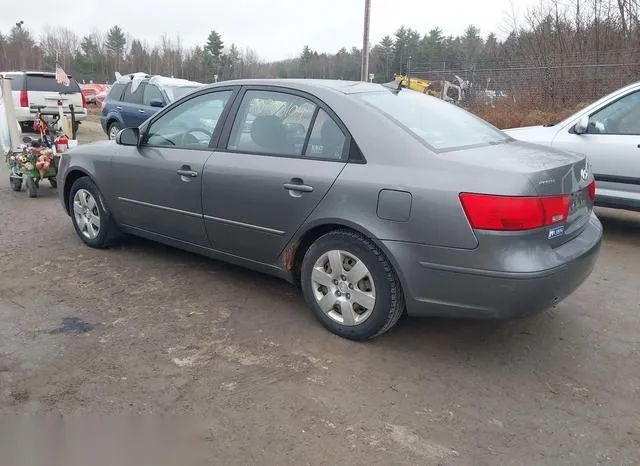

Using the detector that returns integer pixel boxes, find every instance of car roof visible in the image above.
[203,78,386,95]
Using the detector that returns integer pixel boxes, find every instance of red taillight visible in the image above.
[459,193,570,231]
[588,180,596,201]
[19,89,28,107]
[81,92,87,108]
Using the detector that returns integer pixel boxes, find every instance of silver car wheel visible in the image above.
[108,125,119,140]
[311,250,376,326]
[73,189,101,240]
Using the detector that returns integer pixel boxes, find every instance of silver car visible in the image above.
[57,79,603,340]
[505,81,640,211]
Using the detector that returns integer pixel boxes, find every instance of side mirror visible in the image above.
[115,127,140,146]
[149,98,165,108]
[574,115,589,135]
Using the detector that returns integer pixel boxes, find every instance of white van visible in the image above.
[0,71,87,132]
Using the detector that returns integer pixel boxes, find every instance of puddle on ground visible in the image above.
[49,317,95,335]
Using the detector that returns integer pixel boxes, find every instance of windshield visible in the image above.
[358,89,510,151]
[164,86,202,102]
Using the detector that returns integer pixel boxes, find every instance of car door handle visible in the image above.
[116,106,122,110]
[283,182,314,193]
[138,109,146,113]
[177,169,198,178]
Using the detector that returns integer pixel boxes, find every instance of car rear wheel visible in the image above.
[107,122,120,140]
[300,230,405,340]
[68,176,118,248]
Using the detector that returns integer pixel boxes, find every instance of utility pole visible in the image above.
[360,0,371,81]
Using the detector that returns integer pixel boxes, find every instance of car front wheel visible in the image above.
[107,122,120,140]
[68,176,118,248]
[300,230,405,340]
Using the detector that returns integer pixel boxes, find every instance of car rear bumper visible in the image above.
[384,213,603,319]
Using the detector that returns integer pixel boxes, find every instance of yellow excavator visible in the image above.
[393,74,464,104]
[393,74,440,98]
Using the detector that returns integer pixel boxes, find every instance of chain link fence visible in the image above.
[409,58,640,109]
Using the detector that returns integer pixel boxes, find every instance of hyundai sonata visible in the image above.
[57,79,603,340]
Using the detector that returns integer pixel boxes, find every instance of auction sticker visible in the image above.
[548,225,565,239]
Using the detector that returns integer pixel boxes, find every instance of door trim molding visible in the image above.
[594,174,640,186]
[117,197,202,218]
[203,214,285,236]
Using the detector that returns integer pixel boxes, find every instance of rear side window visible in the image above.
[227,90,317,157]
[107,83,126,101]
[122,82,144,105]
[305,109,346,159]
[25,75,81,93]
[5,74,25,90]
[358,90,509,152]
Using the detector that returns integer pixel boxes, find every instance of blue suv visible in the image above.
[101,73,202,139]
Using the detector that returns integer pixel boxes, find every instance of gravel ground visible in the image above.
[1,121,639,465]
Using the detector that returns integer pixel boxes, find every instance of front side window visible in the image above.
[143,84,164,106]
[227,90,317,156]
[145,90,232,149]
[587,91,640,135]
[358,89,509,151]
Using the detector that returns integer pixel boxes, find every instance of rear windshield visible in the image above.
[26,75,81,93]
[357,89,509,151]
[5,74,25,90]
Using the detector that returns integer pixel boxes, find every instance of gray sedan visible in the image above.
[57,79,603,340]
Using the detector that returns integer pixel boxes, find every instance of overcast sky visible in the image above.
[3,0,536,61]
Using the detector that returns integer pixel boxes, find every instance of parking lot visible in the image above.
[1,119,639,465]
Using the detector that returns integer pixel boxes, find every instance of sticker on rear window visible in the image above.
[548,225,565,239]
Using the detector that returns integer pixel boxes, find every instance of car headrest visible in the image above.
[251,115,287,154]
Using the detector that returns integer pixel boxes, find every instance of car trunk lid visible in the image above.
[449,140,594,246]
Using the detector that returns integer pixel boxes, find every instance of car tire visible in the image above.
[10,178,22,192]
[68,176,118,249]
[300,229,405,340]
[107,122,120,140]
